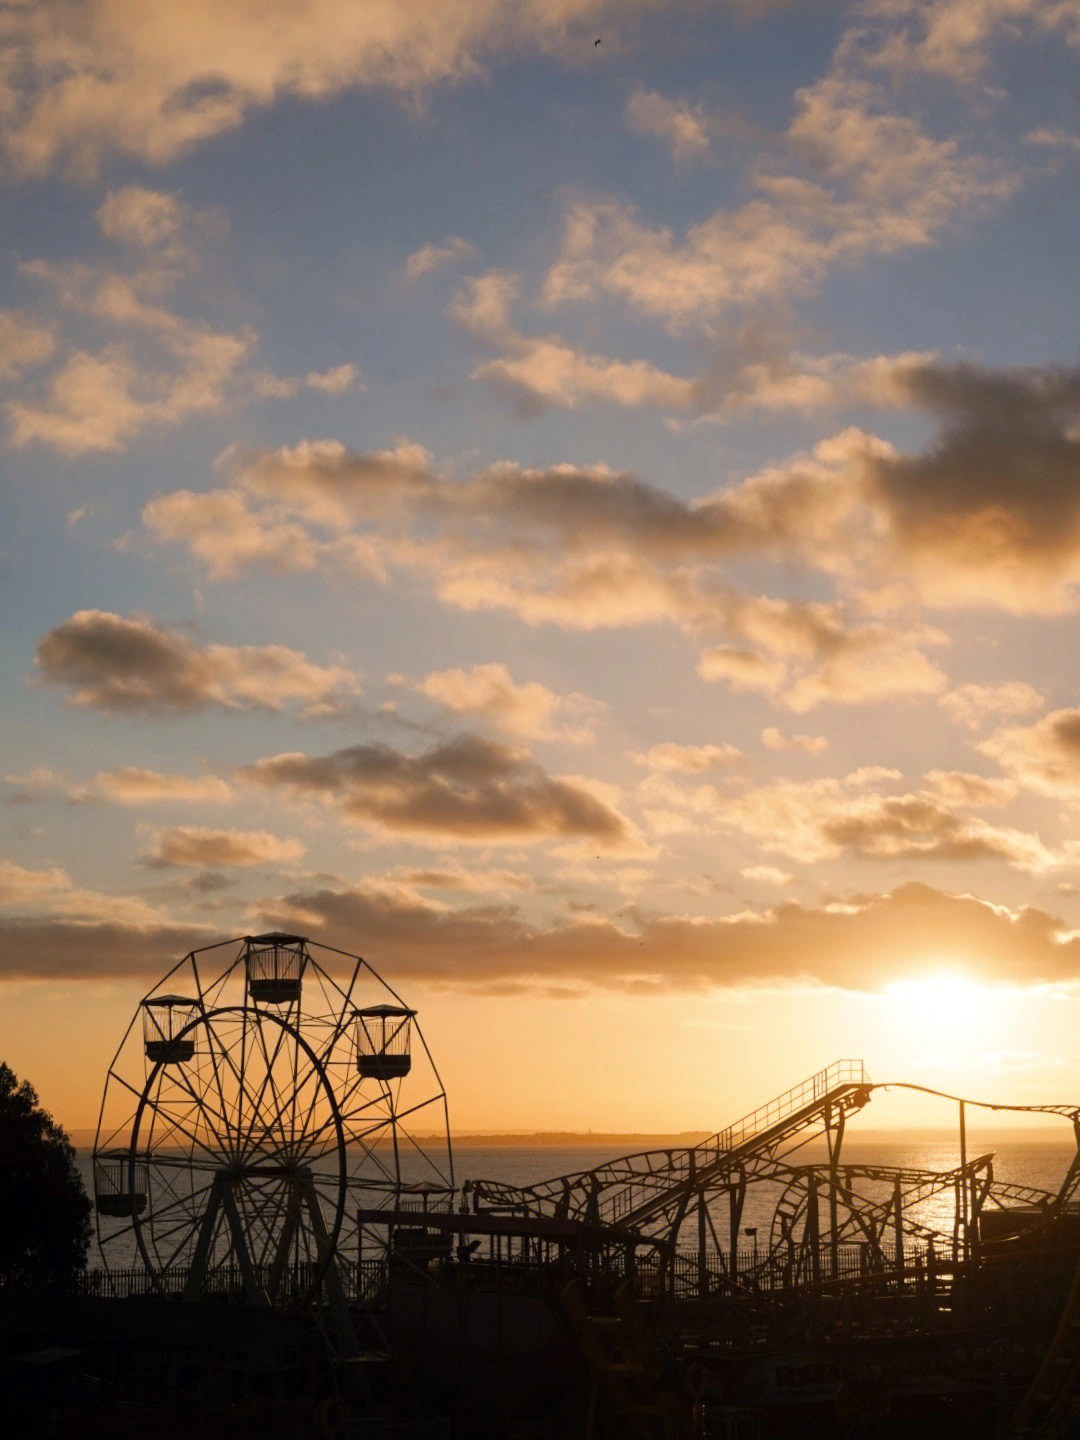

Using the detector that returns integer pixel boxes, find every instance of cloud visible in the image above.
[939,681,1044,732]
[741,864,793,885]
[626,88,710,161]
[405,237,477,278]
[142,438,957,707]
[305,363,362,393]
[0,861,180,929]
[7,336,252,454]
[147,827,305,868]
[979,709,1080,800]
[698,609,948,712]
[2,1,713,180]
[761,727,828,755]
[864,1,1080,85]
[861,363,1080,612]
[0,917,213,981]
[920,770,1016,810]
[34,610,362,715]
[543,78,1010,327]
[93,768,235,805]
[470,333,702,415]
[697,646,787,694]
[95,184,195,258]
[0,310,56,382]
[4,185,354,452]
[721,770,1068,872]
[5,875,1080,994]
[3,764,234,806]
[253,878,1080,992]
[634,742,742,774]
[420,663,602,741]
[453,271,939,422]
[241,733,636,846]
[5,186,254,453]
[0,860,72,904]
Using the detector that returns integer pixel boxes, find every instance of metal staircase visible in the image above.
[472,1061,872,1242]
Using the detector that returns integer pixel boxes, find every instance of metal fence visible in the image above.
[65,1258,388,1301]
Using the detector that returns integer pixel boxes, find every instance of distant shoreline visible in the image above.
[69,1124,1076,1151]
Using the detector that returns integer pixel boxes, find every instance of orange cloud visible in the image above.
[147,827,305,868]
[980,709,1080,800]
[4,882,1079,993]
[420,663,602,742]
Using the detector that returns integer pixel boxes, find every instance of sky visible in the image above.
[4,0,1080,1140]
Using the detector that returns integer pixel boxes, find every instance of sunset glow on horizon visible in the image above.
[4,1,1080,1138]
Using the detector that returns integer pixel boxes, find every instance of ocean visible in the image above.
[74,1133,1079,1272]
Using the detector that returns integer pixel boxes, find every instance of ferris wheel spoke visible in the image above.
[136,1088,227,1165]
[142,1185,218,1257]
[299,1085,384,1155]
[384,1092,446,1129]
[144,1149,224,1177]
[143,1099,204,1161]
[236,1015,294,1162]
[156,1054,237,1157]
[398,1129,454,1181]
[257,1051,327,1160]
[197,1015,241,1155]
[147,1195,217,1253]
[204,1011,265,1148]
[97,1214,142,1248]
[295,1131,345,1164]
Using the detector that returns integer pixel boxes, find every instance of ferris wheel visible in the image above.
[92,933,453,1304]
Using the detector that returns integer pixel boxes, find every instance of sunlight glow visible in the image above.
[883,973,1002,1053]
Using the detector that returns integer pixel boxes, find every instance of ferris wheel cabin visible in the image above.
[244,932,306,1004]
[142,996,197,1063]
[94,1152,149,1218]
[355,1005,415,1079]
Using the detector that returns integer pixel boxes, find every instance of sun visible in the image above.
[882,971,1001,1053]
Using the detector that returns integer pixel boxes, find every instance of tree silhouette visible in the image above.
[0,1062,91,1289]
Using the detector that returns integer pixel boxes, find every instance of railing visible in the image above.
[604,1061,868,1225]
[710,1060,867,1158]
[62,1258,387,1302]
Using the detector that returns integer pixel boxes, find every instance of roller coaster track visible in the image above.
[763,1158,1058,1269]
[472,1060,872,1241]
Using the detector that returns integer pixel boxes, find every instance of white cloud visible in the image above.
[626,89,710,161]
[405,236,477,278]
[3,2,710,180]
[305,363,362,393]
[0,311,56,383]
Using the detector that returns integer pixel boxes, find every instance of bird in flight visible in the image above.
[594,38,601,46]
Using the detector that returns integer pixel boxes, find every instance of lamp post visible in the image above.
[745,1226,758,1266]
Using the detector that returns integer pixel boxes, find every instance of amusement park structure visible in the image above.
[79,932,1080,1438]
[92,932,452,1357]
